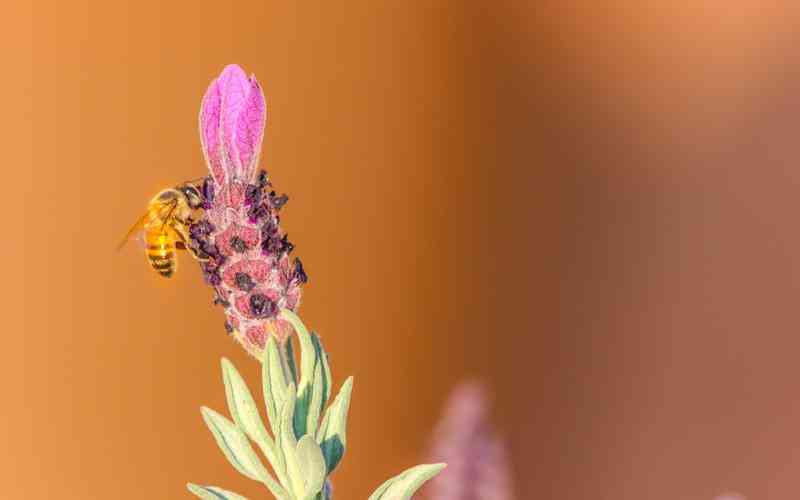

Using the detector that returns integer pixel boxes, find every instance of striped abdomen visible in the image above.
[145,228,177,278]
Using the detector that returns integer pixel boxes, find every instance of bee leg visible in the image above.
[173,224,208,262]
[183,246,207,262]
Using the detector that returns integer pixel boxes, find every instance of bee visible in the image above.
[117,182,206,278]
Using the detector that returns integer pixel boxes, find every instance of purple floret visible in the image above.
[234,272,256,292]
[293,257,308,284]
[269,192,289,210]
[249,293,276,318]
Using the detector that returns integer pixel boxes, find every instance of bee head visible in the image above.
[180,185,203,209]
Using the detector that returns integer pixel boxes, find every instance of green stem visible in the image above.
[314,480,332,500]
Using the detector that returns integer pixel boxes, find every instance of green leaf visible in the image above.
[367,463,447,500]
[186,483,248,500]
[316,376,353,474]
[305,333,331,438]
[279,310,316,387]
[199,407,270,484]
[293,380,312,439]
[285,337,298,384]
[221,359,282,470]
[278,383,305,497]
[296,435,327,500]
[281,309,317,439]
[305,361,324,436]
[263,336,288,432]
[311,333,332,405]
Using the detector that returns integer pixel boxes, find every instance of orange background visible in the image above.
[7,1,800,499]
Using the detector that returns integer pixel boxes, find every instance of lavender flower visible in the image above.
[187,66,446,500]
[425,381,514,500]
[195,64,305,357]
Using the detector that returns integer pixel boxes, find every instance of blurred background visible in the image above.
[6,0,800,498]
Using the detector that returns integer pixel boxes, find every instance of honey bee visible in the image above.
[117,182,205,278]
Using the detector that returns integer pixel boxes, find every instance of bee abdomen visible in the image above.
[147,250,176,278]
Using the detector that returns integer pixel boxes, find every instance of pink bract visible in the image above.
[200,64,266,186]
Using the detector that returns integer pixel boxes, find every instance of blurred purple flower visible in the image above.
[194,64,305,358]
[424,381,514,500]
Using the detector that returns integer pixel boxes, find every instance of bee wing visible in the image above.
[157,198,179,232]
[117,194,183,252]
[116,210,153,251]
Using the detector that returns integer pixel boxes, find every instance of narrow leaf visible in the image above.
[368,463,447,500]
[285,337,298,384]
[296,435,327,500]
[278,384,304,497]
[279,310,316,386]
[293,373,313,439]
[263,336,288,432]
[187,483,248,500]
[200,407,269,483]
[221,359,280,468]
[311,333,332,405]
[317,376,353,474]
[306,361,324,436]
[282,309,317,439]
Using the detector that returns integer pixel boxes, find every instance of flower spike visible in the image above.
[194,64,303,358]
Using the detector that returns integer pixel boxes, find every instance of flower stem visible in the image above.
[267,318,295,385]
